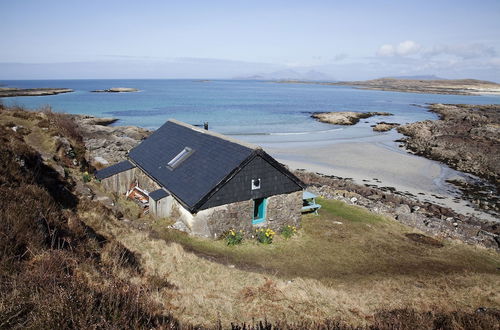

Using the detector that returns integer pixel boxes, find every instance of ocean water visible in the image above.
[2,79,500,144]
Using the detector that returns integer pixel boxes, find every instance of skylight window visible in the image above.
[167,147,194,169]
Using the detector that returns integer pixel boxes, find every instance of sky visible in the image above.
[1,0,499,81]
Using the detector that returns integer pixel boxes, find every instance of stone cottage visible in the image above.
[95,119,304,238]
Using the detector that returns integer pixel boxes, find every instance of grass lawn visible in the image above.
[151,198,500,287]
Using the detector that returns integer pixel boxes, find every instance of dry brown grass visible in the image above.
[79,199,500,327]
[0,106,178,329]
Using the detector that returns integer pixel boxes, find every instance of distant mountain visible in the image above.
[235,69,333,81]
[384,75,447,80]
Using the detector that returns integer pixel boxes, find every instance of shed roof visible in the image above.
[95,160,135,180]
[128,120,257,211]
[149,189,170,201]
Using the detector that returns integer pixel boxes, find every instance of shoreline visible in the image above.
[266,140,498,222]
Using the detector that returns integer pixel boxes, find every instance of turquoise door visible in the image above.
[252,198,266,224]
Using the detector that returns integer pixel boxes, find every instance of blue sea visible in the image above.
[2,79,500,144]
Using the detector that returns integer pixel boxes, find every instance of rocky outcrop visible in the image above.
[295,170,500,250]
[72,115,150,165]
[372,122,400,132]
[397,104,500,185]
[91,88,139,93]
[0,87,73,97]
[312,111,392,125]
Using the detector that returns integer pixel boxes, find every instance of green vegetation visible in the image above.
[153,198,499,285]
[224,229,244,246]
[280,224,297,239]
[255,227,276,244]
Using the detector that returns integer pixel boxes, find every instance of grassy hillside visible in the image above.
[1,104,499,329]
[0,105,178,328]
[153,199,499,285]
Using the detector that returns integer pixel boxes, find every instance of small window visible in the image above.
[167,147,194,169]
[251,178,261,190]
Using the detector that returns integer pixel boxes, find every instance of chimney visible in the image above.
[204,122,209,130]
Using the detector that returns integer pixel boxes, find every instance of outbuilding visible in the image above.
[95,119,304,238]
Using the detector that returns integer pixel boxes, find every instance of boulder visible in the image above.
[395,204,411,214]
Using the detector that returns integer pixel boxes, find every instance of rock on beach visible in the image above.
[311,111,392,125]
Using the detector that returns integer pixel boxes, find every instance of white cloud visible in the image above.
[396,40,421,56]
[377,44,395,56]
[377,40,421,57]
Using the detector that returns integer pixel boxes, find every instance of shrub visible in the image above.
[281,225,297,239]
[82,171,91,183]
[255,228,275,244]
[44,107,82,144]
[225,229,244,246]
[37,118,50,128]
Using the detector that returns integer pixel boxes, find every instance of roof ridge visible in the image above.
[167,119,259,150]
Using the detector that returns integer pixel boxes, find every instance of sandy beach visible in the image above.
[258,138,496,221]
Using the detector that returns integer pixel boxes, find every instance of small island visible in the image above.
[0,87,73,97]
[311,111,392,125]
[91,87,139,93]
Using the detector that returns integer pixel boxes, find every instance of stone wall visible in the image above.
[266,191,302,231]
[204,200,254,238]
[171,190,303,239]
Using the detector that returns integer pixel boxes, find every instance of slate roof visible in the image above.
[95,160,135,180]
[149,189,170,201]
[128,120,257,211]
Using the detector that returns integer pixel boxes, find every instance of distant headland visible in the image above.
[275,78,500,95]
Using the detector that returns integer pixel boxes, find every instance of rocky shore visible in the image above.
[0,87,73,97]
[295,170,499,250]
[397,104,499,184]
[91,87,139,93]
[71,115,150,165]
[397,103,500,216]
[311,111,392,125]
[372,122,400,132]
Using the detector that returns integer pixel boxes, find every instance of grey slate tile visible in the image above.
[95,160,135,180]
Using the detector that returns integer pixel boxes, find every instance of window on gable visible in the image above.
[167,147,194,169]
